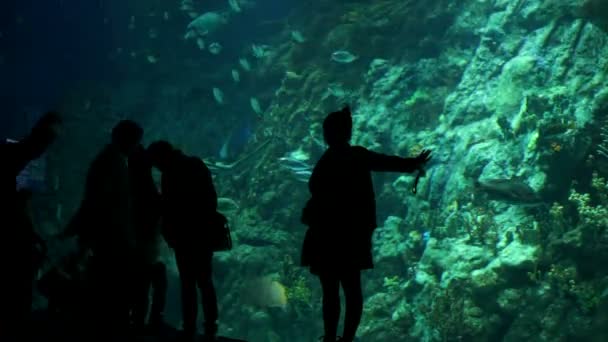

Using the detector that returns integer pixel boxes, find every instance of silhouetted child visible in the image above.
[147,141,220,342]
[0,111,61,341]
[301,107,431,342]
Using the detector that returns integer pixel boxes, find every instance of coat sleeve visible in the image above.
[354,146,420,173]
[194,158,218,212]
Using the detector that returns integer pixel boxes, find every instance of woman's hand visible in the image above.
[415,149,432,167]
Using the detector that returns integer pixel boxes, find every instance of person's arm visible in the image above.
[357,146,431,173]
[159,173,177,248]
[204,166,218,211]
[3,142,33,177]
[194,158,218,211]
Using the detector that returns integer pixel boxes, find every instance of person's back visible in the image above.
[161,152,217,250]
[310,145,377,229]
[80,143,135,256]
[148,141,220,341]
[73,119,143,339]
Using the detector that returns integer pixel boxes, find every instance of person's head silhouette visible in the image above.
[112,120,143,156]
[323,106,352,147]
[147,140,175,172]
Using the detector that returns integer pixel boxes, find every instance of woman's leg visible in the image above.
[319,272,341,341]
[150,261,167,326]
[132,264,152,330]
[197,251,218,337]
[175,250,198,337]
[340,270,363,342]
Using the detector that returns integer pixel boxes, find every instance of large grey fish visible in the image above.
[475,178,543,204]
[185,11,227,38]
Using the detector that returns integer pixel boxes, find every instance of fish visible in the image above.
[146,55,158,64]
[218,120,252,160]
[331,50,358,63]
[327,82,348,98]
[219,134,231,159]
[279,149,311,170]
[475,178,543,204]
[251,44,270,59]
[285,71,302,79]
[128,16,136,30]
[56,203,63,222]
[279,158,311,171]
[196,38,205,50]
[228,0,242,12]
[148,28,158,39]
[250,97,263,115]
[179,3,194,11]
[286,165,312,173]
[184,30,196,40]
[241,276,288,309]
[231,69,240,83]
[287,148,310,162]
[226,119,254,159]
[294,170,312,182]
[212,87,224,104]
[218,197,240,213]
[186,11,227,37]
[239,58,251,71]
[291,30,305,43]
[208,42,222,54]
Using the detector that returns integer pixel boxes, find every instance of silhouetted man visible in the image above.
[301,107,431,342]
[129,144,167,333]
[147,141,219,342]
[0,111,61,341]
[71,119,143,339]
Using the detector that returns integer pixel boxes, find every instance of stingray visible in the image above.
[475,178,543,204]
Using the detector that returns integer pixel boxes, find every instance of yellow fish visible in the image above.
[241,275,288,309]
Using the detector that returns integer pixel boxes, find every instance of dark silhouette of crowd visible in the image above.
[0,107,431,342]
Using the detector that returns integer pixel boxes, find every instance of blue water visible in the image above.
[1,0,295,138]
[1,0,116,136]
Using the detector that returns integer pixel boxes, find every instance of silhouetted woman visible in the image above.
[301,107,431,342]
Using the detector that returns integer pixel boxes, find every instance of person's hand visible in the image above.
[415,149,432,167]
